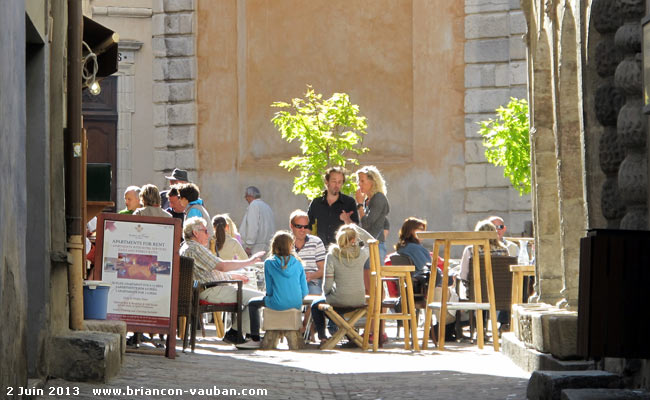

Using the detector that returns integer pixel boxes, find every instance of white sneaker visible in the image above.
[235,339,261,350]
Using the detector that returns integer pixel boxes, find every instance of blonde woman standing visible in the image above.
[355,166,390,263]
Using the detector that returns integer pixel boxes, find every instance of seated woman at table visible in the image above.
[311,224,370,345]
[458,219,509,281]
[236,231,309,349]
[395,217,431,293]
[210,214,248,260]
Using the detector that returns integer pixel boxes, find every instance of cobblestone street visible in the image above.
[39,327,529,399]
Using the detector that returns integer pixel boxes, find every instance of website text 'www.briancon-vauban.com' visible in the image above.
[90,386,269,397]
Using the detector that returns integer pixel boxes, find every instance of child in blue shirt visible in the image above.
[237,231,308,349]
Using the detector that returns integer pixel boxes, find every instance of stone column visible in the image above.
[521,1,564,306]
[555,3,588,310]
[152,0,197,186]
[615,0,648,229]
[116,40,143,210]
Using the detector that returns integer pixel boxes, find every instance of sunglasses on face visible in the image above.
[292,223,309,230]
[495,224,505,229]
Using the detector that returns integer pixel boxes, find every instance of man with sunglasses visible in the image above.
[290,209,326,295]
[489,215,519,256]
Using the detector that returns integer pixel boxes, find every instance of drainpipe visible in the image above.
[65,0,84,331]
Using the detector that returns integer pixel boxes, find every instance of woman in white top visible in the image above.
[211,214,248,260]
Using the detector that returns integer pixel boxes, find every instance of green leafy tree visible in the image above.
[478,98,531,195]
[272,86,369,200]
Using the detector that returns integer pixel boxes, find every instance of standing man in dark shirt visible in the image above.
[307,167,359,246]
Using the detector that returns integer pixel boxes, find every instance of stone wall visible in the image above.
[194,0,470,247]
[0,0,28,393]
[152,0,198,190]
[463,0,532,233]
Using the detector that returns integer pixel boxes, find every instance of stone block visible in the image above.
[465,139,487,163]
[168,125,196,147]
[161,37,195,57]
[155,13,193,35]
[153,104,168,127]
[510,35,527,60]
[49,331,121,383]
[83,320,127,357]
[152,37,167,57]
[153,127,169,149]
[465,188,509,212]
[465,64,495,88]
[495,63,510,87]
[154,150,175,171]
[510,84,528,100]
[153,82,195,102]
[167,103,196,125]
[465,0,510,14]
[561,389,650,400]
[486,165,510,187]
[509,187,532,209]
[527,370,622,400]
[510,61,528,85]
[465,88,512,113]
[465,13,509,39]
[465,38,510,63]
[152,58,195,81]
[502,332,594,374]
[175,149,196,170]
[465,113,490,138]
[548,313,579,360]
[465,163,487,187]
[154,0,194,13]
[510,11,527,35]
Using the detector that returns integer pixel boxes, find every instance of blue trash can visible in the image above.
[83,281,111,320]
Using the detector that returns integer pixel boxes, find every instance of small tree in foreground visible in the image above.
[272,86,369,200]
[478,97,531,195]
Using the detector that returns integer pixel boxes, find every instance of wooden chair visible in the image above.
[389,254,430,338]
[177,256,195,352]
[363,240,419,351]
[189,279,243,352]
[509,264,535,326]
[466,255,517,338]
[418,231,500,351]
[317,304,367,350]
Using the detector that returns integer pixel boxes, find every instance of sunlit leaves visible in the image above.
[272,86,369,200]
[478,98,531,196]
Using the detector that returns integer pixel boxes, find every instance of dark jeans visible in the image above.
[310,297,328,340]
[247,296,265,341]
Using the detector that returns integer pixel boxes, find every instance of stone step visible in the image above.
[561,389,650,400]
[49,331,122,383]
[527,370,622,400]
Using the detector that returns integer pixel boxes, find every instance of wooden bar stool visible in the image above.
[417,231,500,351]
[363,240,419,352]
[510,264,535,326]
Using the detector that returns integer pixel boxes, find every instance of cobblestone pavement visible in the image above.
[38,327,529,400]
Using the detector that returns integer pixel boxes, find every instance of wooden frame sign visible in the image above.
[95,213,182,358]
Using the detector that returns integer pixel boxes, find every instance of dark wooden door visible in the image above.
[83,76,118,211]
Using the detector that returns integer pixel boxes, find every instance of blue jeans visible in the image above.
[308,279,323,295]
[247,296,265,341]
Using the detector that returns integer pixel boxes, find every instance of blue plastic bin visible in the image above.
[83,281,111,320]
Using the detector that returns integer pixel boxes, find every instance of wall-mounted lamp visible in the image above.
[82,41,100,96]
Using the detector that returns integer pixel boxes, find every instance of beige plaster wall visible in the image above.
[196,0,465,247]
[91,0,155,207]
